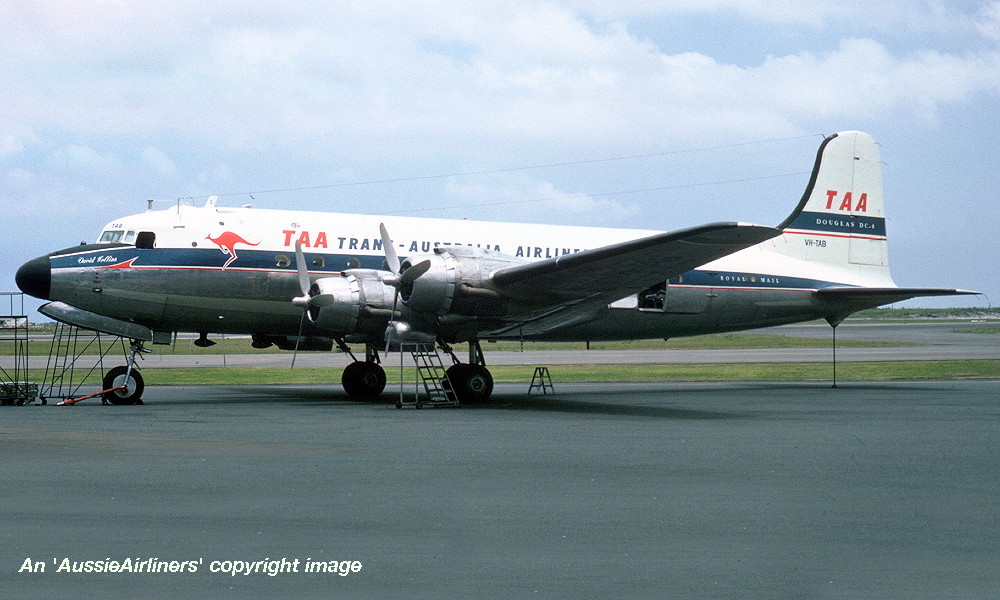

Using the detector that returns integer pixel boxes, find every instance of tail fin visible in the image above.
[771,131,979,314]
[774,131,893,285]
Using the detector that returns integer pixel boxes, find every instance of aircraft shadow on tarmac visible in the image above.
[120,380,959,419]
[185,385,751,420]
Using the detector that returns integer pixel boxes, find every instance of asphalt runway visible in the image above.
[2,379,998,599]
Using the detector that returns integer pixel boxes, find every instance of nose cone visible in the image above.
[16,255,51,300]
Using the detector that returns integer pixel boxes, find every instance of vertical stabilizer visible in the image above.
[775,131,893,285]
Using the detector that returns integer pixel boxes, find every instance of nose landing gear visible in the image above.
[101,339,150,405]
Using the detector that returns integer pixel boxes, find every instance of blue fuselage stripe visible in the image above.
[51,247,849,293]
[785,211,886,237]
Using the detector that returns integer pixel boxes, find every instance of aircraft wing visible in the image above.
[490,222,781,304]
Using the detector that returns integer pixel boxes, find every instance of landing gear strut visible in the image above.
[443,340,494,404]
[341,342,386,398]
[102,339,149,405]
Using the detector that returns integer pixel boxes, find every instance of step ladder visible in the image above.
[396,344,460,409]
[0,293,32,405]
[39,323,125,404]
[528,366,555,395]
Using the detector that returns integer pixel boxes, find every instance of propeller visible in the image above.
[379,223,432,347]
[379,223,431,290]
[290,240,332,368]
[379,223,399,274]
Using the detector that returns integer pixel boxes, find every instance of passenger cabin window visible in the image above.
[99,230,124,243]
[135,231,156,249]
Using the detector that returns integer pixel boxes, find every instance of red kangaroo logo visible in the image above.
[206,231,260,269]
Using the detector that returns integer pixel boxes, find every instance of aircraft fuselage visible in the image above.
[21,202,842,344]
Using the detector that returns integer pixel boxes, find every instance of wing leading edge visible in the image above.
[490,222,781,304]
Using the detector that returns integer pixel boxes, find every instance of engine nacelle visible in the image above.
[305,269,398,334]
[302,248,524,336]
[307,274,362,332]
[400,252,458,314]
[401,246,524,316]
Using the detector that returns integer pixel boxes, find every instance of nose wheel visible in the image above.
[101,338,149,405]
[101,365,145,405]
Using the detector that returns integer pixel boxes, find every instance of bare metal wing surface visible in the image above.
[491,222,782,303]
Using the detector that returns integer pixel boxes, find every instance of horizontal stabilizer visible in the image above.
[491,222,781,303]
[817,286,980,306]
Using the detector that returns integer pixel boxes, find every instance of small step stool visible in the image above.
[528,367,555,395]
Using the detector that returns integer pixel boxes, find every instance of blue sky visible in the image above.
[2,1,997,309]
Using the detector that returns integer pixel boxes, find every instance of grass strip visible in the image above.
[21,360,998,387]
[0,332,915,357]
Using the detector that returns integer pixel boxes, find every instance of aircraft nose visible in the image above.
[15,255,51,300]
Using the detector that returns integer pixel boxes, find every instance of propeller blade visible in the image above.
[379,223,400,273]
[291,311,305,369]
[400,259,431,285]
[295,240,310,296]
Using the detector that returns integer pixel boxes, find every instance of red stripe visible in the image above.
[670,285,816,293]
[783,230,887,241]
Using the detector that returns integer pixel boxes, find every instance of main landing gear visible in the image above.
[340,342,387,398]
[338,339,495,404]
[442,340,493,404]
[102,339,149,405]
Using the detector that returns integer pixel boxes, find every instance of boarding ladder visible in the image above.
[0,292,34,405]
[39,323,125,404]
[395,344,459,409]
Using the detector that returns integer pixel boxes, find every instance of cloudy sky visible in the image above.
[2,1,998,310]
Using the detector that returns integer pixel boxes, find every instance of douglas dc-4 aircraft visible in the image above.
[16,131,976,404]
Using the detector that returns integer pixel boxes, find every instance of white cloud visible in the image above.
[141,147,178,177]
[3,1,997,160]
[743,39,1000,121]
[1,134,27,157]
[443,174,640,225]
[46,145,123,173]
[4,167,34,188]
[1,2,998,222]
[567,0,987,31]
[977,1,1000,40]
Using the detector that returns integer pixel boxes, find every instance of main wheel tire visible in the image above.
[342,361,387,398]
[102,366,144,405]
[445,363,494,404]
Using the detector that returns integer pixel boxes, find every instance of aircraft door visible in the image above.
[639,279,709,314]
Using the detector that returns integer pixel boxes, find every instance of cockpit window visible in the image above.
[135,231,155,249]
[99,230,124,243]
[124,231,136,243]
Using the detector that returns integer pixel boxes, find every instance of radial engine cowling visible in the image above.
[305,270,398,334]
[306,274,362,332]
[400,247,522,316]
[400,252,458,314]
